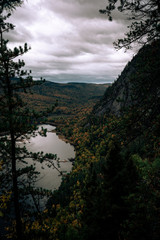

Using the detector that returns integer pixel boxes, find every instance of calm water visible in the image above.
[0,125,75,235]
[24,124,75,190]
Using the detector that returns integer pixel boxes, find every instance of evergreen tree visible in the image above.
[82,141,138,240]
[0,1,57,239]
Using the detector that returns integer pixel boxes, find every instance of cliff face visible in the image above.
[93,40,160,117]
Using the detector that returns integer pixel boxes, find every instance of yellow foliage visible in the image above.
[0,160,3,171]
[72,219,78,227]
[0,191,12,209]
[43,209,48,214]
[56,204,61,210]
[31,221,40,230]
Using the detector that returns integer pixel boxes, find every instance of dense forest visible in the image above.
[21,81,108,121]
[0,0,160,240]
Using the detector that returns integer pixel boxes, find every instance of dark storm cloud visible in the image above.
[6,0,134,83]
[44,0,107,20]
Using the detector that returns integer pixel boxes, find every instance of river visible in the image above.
[23,124,75,190]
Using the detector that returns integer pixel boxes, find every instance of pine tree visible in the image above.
[0,1,57,239]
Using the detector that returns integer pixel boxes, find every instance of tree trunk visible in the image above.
[11,132,22,240]
[6,65,22,239]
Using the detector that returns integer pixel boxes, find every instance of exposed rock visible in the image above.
[93,40,160,117]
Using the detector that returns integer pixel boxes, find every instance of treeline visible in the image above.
[21,81,108,121]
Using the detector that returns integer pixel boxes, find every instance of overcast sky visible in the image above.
[6,0,135,83]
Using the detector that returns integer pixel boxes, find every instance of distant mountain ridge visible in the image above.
[31,81,109,104]
[22,81,109,118]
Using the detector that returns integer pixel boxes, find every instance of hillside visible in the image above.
[22,81,109,120]
[93,40,160,118]
[31,40,160,240]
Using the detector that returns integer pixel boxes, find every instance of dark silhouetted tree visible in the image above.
[100,0,160,49]
[0,1,57,239]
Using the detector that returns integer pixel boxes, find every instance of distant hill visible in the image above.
[22,81,109,118]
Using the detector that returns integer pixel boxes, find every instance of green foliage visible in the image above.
[80,141,138,240]
[121,155,160,240]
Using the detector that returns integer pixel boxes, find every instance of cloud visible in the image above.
[4,0,135,83]
[44,0,107,20]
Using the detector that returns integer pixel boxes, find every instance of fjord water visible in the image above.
[25,124,75,190]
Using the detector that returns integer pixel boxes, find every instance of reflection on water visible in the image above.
[24,124,75,190]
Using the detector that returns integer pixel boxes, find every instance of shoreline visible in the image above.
[52,129,74,145]
[43,121,75,146]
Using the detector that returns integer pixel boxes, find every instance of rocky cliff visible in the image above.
[93,40,160,117]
